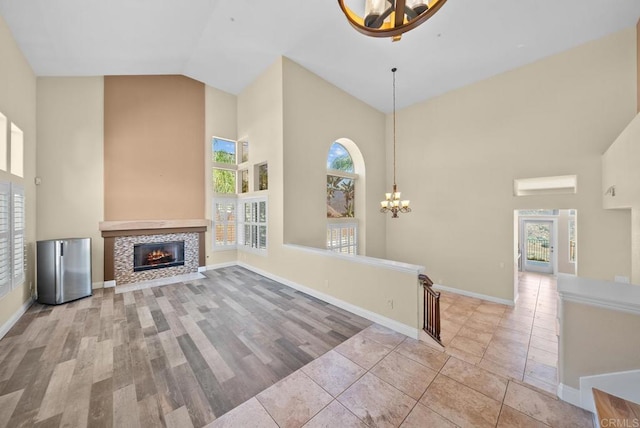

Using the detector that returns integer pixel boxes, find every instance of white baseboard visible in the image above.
[0,297,35,340]
[198,266,207,273]
[432,283,515,306]
[557,383,581,408]
[104,280,116,288]
[204,261,238,271]
[236,262,420,339]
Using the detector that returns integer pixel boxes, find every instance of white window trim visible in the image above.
[327,169,358,180]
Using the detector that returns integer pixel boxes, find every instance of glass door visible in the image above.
[523,220,554,274]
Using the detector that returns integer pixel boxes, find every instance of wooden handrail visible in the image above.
[593,388,640,428]
[419,274,442,345]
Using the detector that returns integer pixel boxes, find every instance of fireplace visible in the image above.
[100,219,207,286]
[133,241,185,272]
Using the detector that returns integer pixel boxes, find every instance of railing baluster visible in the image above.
[419,274,442,345]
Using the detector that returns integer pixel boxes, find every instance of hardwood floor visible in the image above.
[0,267,371,428]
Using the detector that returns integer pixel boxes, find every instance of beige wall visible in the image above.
[281,59,387,257]
[0,15,37,327]
[204,84,238,267]
[234,58,423,333]
[36,77,105,284]
[104,75,205,221]
[560,301,640,388]
[386,28,636,301]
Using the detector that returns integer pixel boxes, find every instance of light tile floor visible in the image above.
[209,273,593,427]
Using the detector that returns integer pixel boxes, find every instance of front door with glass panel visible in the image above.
[523,220,554,274]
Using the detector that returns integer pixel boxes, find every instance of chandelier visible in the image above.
[337,0,448,41]
[381,68,411,218]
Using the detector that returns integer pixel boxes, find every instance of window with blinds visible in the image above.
[0,182,23,298]
[0,183,10,297]
[238,198,267,253]
[12,185,24,288]
[213,198,236,250]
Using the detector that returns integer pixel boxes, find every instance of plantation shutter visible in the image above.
[0,182,10,297]
[11,184,24,289]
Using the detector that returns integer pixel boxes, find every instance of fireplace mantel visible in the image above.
[99,219,208,232]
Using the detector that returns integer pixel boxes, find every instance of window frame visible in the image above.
[237,196,268,254]
[327,221,358,255]
[0,181,25,298]
[212,197,237,251]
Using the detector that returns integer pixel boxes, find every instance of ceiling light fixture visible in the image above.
[381,68,411,218]
[338,0,447,41]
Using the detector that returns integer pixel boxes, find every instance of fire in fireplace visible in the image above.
[133,241,185,272]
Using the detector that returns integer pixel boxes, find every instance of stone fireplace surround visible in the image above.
[99,219,207,286]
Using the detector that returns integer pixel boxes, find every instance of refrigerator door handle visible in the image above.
[60,241,64,257]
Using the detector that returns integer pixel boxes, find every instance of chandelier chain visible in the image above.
[392,67,397,187]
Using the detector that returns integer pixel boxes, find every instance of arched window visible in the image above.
[326,141,361,254]
[327,142,355,218]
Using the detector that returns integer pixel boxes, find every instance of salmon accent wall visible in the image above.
[104,75,205,220]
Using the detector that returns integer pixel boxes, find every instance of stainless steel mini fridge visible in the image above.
[37,238,92,305]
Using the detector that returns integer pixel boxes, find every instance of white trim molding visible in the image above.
[104,280,116,288]
[558,273,640,315]
[432,283,515,307]
[235,261,420,339]
[204,261,237,271]
[283,244,425,275]
[557,383,581,408]
[0,297,34,340]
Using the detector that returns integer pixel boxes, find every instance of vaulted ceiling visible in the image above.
[1,0,639,112]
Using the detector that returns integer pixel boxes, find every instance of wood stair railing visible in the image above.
[419,274,442,345]
[593,388,640,428]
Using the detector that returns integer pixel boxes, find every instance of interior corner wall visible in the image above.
[237,58,285,265]
[204,85,238,267]
[104,75,205,221]
[0,14,37,327]
[386,28,636,301]
[36,77,105,284]
[281,58,387,258]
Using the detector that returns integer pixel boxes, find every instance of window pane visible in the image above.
[244,225,251,246]
[213,169,236,193]
[0,113,6,171]
[252,202,258,223]
[226,203,235,221]
[327,176,354,218]
[241,141,249,163]
[258,164,268,190]
[327,142,354,172]
[252,225,258,248]
[259,201,266,223]
[213,137,236,164]
[244,203,251,222]
[259,226,267,249]
[10,123,23,178]
[240,170,248,193]
[227,224,236,246]
[215,224,225,245]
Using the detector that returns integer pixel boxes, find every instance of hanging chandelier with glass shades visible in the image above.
[337,0,448,41]
[381,68,411,218]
